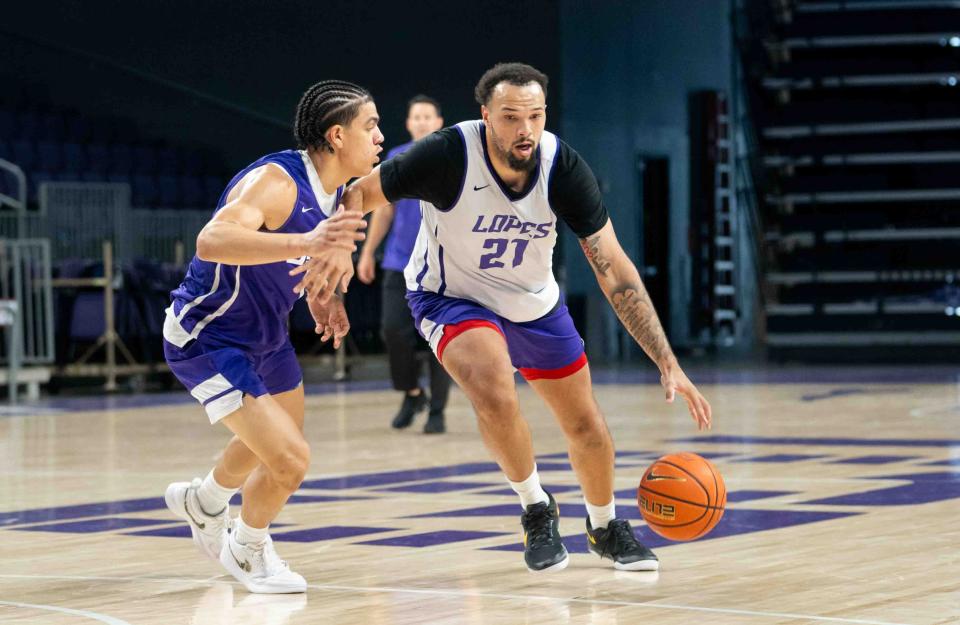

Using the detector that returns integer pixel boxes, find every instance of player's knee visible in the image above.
[567,413,609,448]
[471,386,519,422]
[271,441,311,492]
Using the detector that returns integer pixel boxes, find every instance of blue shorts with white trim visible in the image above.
[163,337,302,424]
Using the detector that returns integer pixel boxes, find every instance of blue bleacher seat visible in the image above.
[157,174,179,206]
[132,174,158,207]
[203,176,224,205]
[29,171,55,203]
[64,113,91,142]
[11,140,37,171]
[0,111,15,139]
[180,176,203,207]
[15,111,40,139]
[85,144,110,174]
[109,144,133,174]
[38,113,65,141]
[133,145,158,173]
[81,171,108,183]
[62,143,85,172]
[36,141,63,172]
[158,148,179,174]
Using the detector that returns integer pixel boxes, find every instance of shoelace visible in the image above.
[256,537,290,577]
[600,520,640,558]
[522,504,557,550]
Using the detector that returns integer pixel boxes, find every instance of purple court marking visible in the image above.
[126,525,194,539]
[671,435,960,448]
[124,522,290,539]
[534,462,573,471]
[923,459,960,466]
[375,481,498,494]
[408,502,643,521]
[734,454,830,463]
[272,526,397,543]
[725,490,795,502]
[482,508,859,553]
[537,452,572,460]
[828,455,920,465]
[0,497,167,525]
[12,517,175,533]
[801,471,960,506]
[300,462,501,490]
[357,529,510,548]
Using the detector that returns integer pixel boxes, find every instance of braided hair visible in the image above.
[294,80,373,153]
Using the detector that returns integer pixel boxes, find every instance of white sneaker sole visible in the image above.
[164,481,222,562]
[527,551,570,573]
[614,559,660,572]
[220,543,307,594]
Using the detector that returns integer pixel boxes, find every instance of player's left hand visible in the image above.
[290,249,355,303]
[661,365,712,431]
[307,292,350,348]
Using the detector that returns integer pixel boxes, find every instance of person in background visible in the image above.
[357,95,452,434]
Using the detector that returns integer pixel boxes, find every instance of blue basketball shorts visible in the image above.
[163,337,302,424]
[406,290,587,380]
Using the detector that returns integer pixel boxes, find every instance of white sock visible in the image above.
[235,516,269,546]
[195,470,238,516]
[585,497,617,530]
[508,466,549,509]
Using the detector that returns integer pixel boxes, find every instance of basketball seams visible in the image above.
[638,454,726,541]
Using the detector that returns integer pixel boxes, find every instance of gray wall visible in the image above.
[559,0,733,351]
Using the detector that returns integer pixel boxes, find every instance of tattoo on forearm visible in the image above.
[579,235,611,276]
[610,285,674,365]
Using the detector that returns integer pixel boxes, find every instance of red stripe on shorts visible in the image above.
[436,319,505,363]
[518,352,588,381]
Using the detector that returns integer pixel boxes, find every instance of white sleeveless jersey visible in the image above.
[403,120,560,322]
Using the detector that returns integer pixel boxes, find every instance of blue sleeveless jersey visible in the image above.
[164,150,343,352]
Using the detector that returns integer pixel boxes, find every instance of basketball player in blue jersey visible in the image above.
[162,80,382,593]
[294,63,712,574]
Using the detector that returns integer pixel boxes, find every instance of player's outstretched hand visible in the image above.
[661,365,712,431]
[302,206,366,255]
[307,292,350,349]
[290,206,367,302]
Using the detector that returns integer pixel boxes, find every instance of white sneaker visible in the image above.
[220,530,306,594]
[164,478,231,562]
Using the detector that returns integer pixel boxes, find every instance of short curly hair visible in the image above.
[474,62,549,106]
[294,80,373,152]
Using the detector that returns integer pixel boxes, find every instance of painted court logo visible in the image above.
[1,436,957,553]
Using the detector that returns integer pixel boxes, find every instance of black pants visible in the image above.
[381,269,451,413]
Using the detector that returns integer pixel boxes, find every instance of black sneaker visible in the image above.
[391,390,429,429]
[423,409,445,434]
[586,517,659,571]
[520,492,568,572]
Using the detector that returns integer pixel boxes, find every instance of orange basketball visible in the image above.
[637,452,726,541]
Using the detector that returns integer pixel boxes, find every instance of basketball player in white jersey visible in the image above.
[294,63,712,572]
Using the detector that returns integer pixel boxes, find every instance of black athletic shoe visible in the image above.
[520,492,568,572]
[586,517,659,571]
[423,409,445,434]
[391,390,428,429]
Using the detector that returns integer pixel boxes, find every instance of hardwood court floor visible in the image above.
[0,367,958,624]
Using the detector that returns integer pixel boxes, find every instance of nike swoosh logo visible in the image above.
[473,184,490,191]
[646,473,686,482]
[229,543,252,573]
[301,206,314,213]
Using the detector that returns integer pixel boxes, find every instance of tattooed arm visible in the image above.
[579,220,712,430]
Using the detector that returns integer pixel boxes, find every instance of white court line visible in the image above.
[0,573,917,625]
[0,600,131,624]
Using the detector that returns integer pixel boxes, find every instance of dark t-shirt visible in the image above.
[380,126,609,239]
